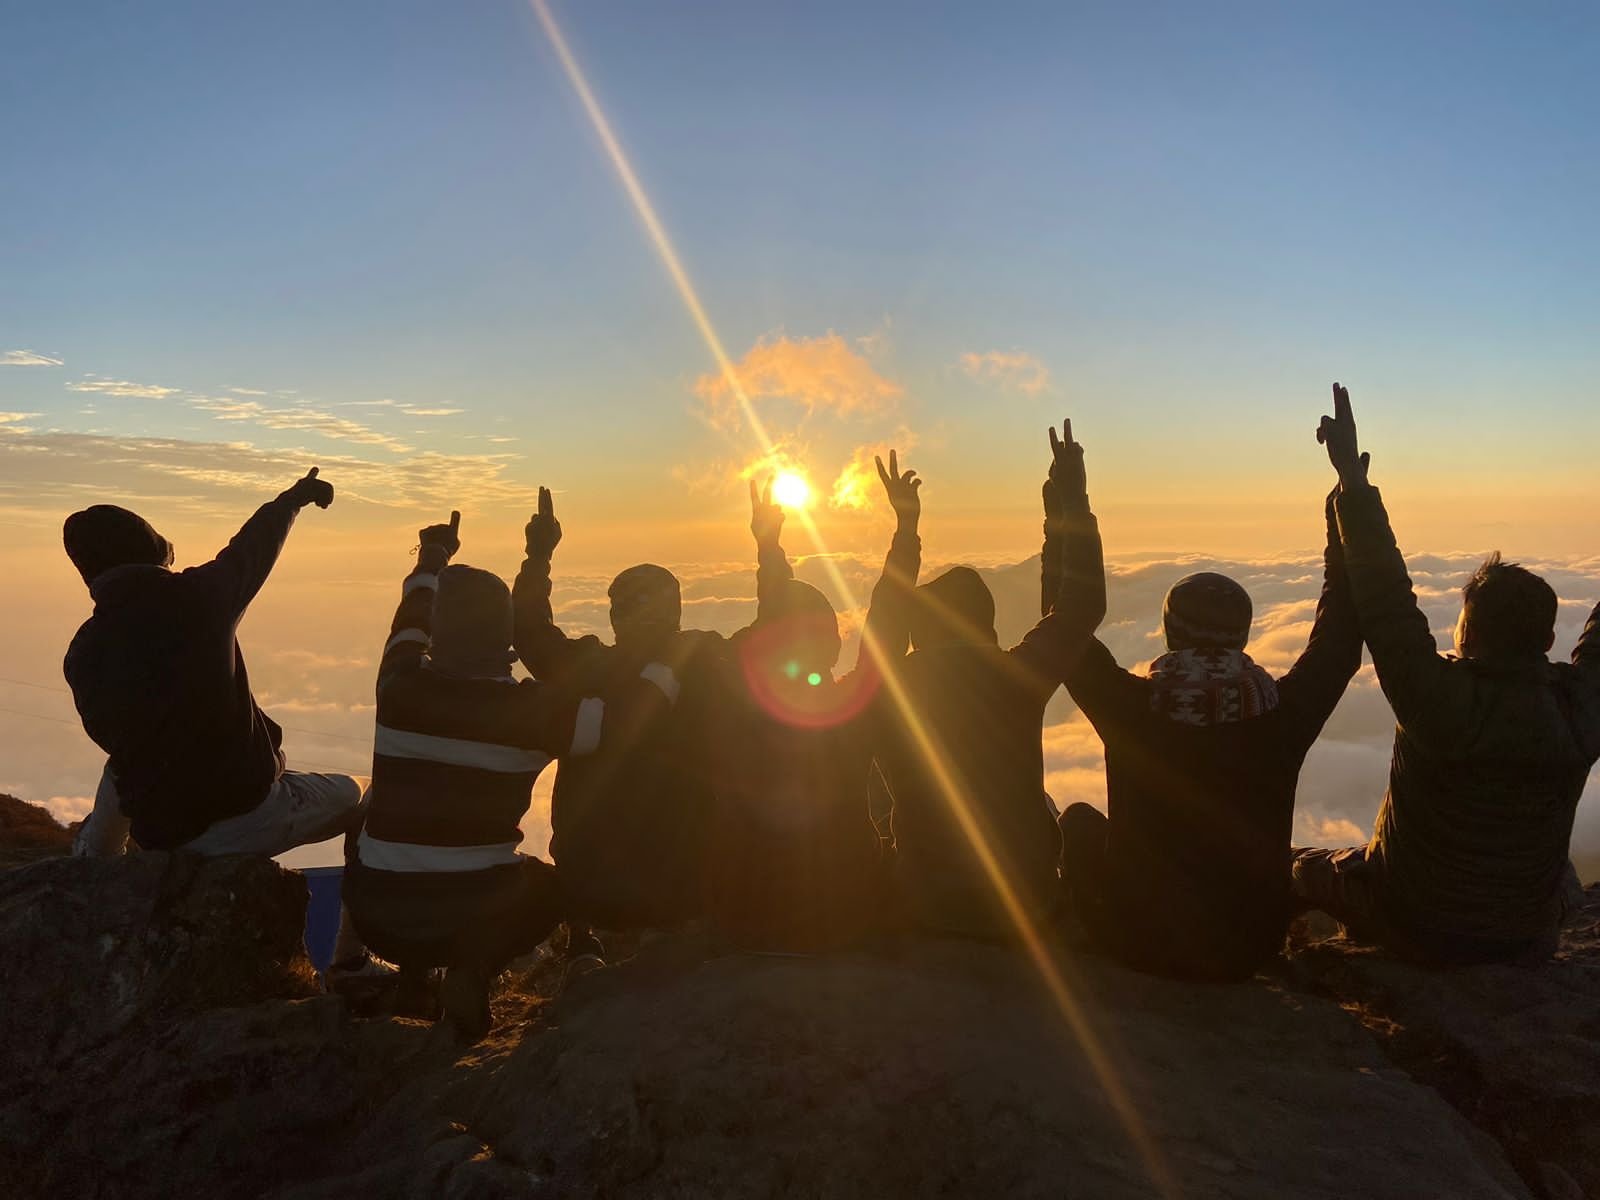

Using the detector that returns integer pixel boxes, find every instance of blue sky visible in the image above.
[3,0,1599,848]
[3,0,1597,558]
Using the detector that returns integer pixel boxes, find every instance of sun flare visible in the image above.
[772,471,812,510]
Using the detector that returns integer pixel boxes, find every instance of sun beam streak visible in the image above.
[528,5,1177,1193]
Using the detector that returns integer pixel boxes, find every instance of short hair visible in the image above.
[1460,552,1557,658]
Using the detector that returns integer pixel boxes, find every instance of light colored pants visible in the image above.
[74,766,365,858]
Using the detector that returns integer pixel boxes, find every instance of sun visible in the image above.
[772,471,811,510]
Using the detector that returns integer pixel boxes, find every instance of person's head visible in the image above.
[608,563,682,651]
[63,505,174,588]
[430,564,515,678]
[909,566,998,651]
[738,578,848,727]
[1162,572,1252,652]
[761,579,843,678]
[1454,552,1557,661]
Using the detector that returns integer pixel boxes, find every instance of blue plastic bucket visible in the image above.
[301,865,344,973]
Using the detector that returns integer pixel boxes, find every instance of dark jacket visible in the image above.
[63,498,299,849]
[1060,492,1361,978]
[1337,482,1600,953]
[358,559,578,873]
[709,524,920,951]
[874,523,1098,939]
[511,537,790,928]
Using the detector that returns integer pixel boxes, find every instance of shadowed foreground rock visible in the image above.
[1288,884,1600,1200]
[6,846,1598,1198]
[280,937,1528,1200]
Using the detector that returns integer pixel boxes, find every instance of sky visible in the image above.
[2,1,1598,867]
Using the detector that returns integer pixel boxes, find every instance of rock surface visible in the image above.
[4,847,1597,1199]
[0,793,74,868]
[1287,884,1600,1200]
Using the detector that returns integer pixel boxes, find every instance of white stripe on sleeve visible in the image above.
[639,662,681,704]
[569,696,605,756]
[383,629,430,655]
[374,725,550,774]
[357,830,522,872]
[403,572,440,597]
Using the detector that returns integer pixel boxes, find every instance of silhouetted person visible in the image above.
[512,483,789,950]
[343,513,589,1041]
[1291,384,1597,965]
[707,458,921,952]
[1055,406,1361,980]
[873,426,1100,940]
[63,470,366,864]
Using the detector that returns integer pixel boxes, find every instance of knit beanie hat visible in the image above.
[431,565,514,676]
[1162,572,1252,651]
[63,505,173,586]
[609,563,682,638]
[911,566,998,649]
[762,579,842,668]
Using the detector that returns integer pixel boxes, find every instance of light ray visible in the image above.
[527,5,1178,1194]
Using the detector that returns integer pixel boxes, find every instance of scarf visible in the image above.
[1147,648,1280,727]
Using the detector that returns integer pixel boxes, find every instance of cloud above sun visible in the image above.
[693,332,903,434]
[0,350,63,368]
[958,349,1051,396]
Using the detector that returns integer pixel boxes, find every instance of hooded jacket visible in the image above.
[708,522,919,951]
[512,535,792,928]
[874,534,1101,939]
[1337,482,1600,953]
[1058,490,1361,979]
[63,497,299,849]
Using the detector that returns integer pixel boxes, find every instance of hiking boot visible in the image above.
[565,927,606,964]
[394,965,443,1021]
[323,950,396,989]
[441,965,494,1044]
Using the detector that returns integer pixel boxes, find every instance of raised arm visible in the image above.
[185,467,332,621]
[1274,479,1362,724]
[748,477,797,625]
[855,451,923,673]
[1322,383,1465,739]
[1020,421,1146,717]
[377,512,457,694]
[513,486,602,680]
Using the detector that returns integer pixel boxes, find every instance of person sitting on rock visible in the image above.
[344,512,604,1041]
[872,426,1098,941]
[511,480,792,960]
[1054,404,1362,981]
[706,458,920,953]
[63,469,366,869]
[1291,384,1597,965]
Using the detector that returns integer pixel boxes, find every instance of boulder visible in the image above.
[1287,884,1600,1198]
[0,793,74,869]
[0,852,319,1084]
[286,935,1530,1199]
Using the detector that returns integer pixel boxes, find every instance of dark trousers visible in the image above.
[343,857,563,975]
[1057,803,1262,982]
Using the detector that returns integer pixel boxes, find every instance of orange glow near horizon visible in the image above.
[528,3,1179,1193]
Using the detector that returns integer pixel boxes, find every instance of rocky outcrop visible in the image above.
[1287,885,1600,1200]
[4,847,1598,1199]
[0,794,74,868]
[282,935,1528,1200]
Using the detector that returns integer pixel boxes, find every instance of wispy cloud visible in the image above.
[830,430,920,512]
[66,376,181,399]
[189,396,414,454]
[694,332,903,433]
[0,423,525,514]
[0,350,63,368]
[958,349,1052,397]
[400,407,464,417]
[0,413,40,425]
